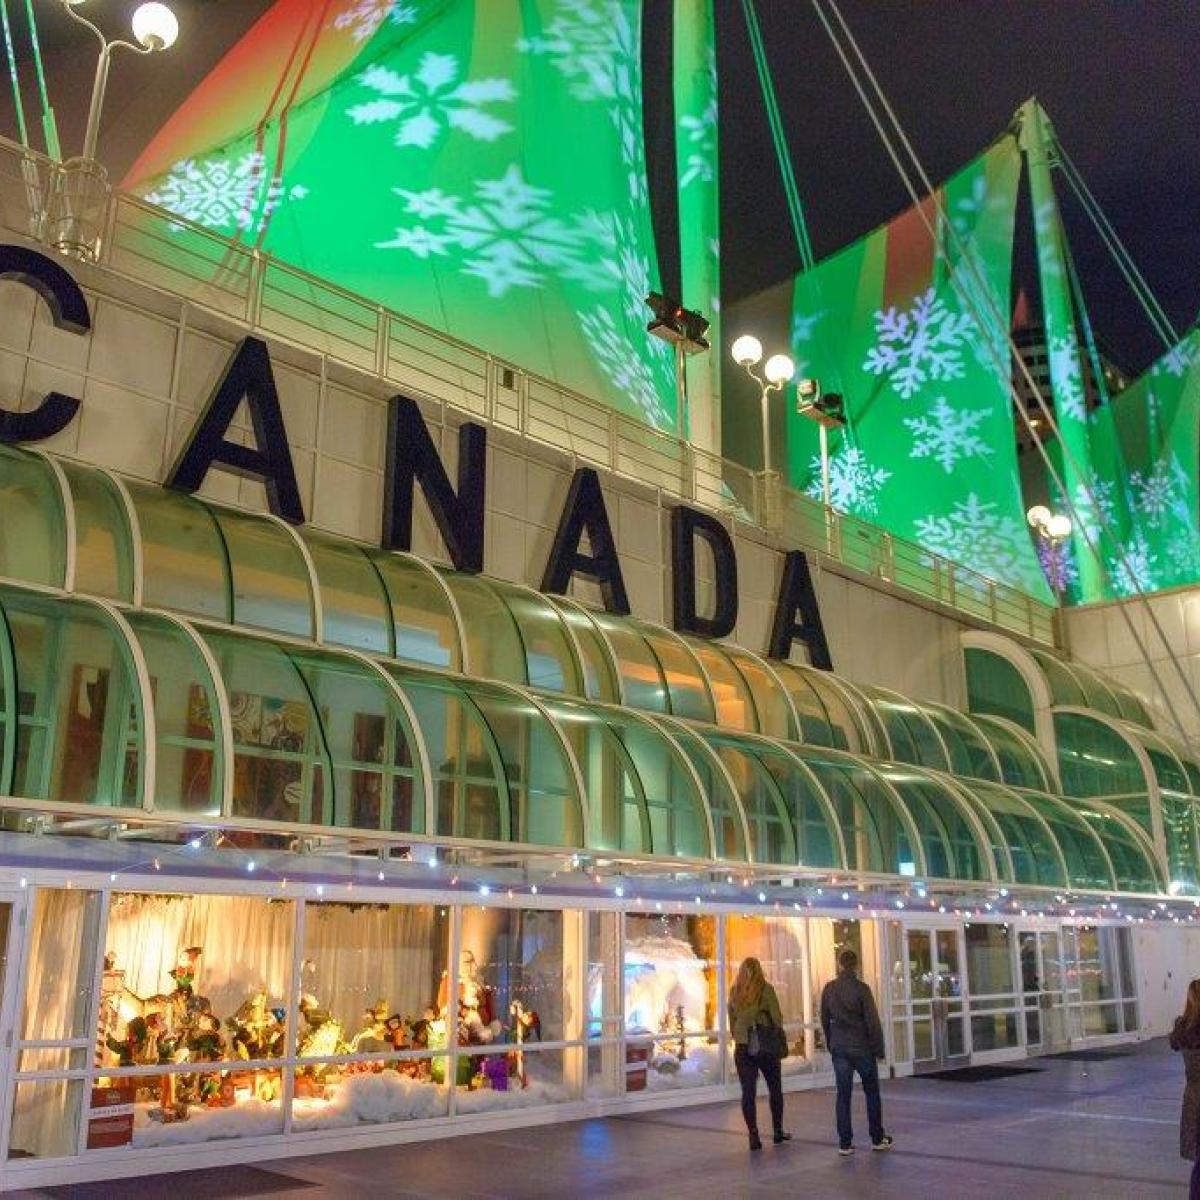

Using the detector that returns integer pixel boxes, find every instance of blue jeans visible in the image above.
[832,1049,884,1148]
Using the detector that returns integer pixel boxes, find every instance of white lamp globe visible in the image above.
[132,2,179,50]
[1026,505,1051,529]
[730,334,763,368]
[1047,513,1072,540]
[764,353,795,385]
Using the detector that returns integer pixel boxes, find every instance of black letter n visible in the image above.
[383,395,486,573]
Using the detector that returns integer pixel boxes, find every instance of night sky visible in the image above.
[4,0,1197,374]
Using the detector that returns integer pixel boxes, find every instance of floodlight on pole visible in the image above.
[795,377,847,510]
[645,292,709,441]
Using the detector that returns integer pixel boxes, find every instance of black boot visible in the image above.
[773,1130,792,1145]
[749,1131,763,1151]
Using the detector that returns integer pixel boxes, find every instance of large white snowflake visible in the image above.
[580,304,672,429]
[1166,528,1200,577]
[862,287,975,399]
[1108,530,1159,597]
[1129,455,1190,528]
[1047,335,1087,422]
[1055,472,1117,543]
[331,0,418,44]
[348,55,515,149]
[1154,339,1199,379]
[902,396,994,473]
[144,152,307,234]
[516,0,645,203]
[378,164,585,297]
[805,446,891,515]
[913,493,1027,583]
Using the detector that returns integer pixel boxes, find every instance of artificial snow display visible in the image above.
[292,1071,447,1130]
[641,1041,721,1092]
[124,0,681,433]
[132,1097,282,1148]
[623,933,709,1034]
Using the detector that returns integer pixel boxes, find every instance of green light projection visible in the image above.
[124,0,679,432]
[782,134,1051,601]
[1053,325,1200,602]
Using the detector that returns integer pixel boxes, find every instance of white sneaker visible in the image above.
[872,1136,894,1152]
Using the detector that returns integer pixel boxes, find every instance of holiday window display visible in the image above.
[622,914,721,1091]
[94,893,292,1148]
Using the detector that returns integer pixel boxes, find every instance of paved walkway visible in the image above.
[15,1039,1193,1199]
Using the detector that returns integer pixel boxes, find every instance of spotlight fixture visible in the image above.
[645,292,710,353]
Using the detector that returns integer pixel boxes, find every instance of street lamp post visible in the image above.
[730,334,794,474]
[1027,505,1073,600]
[52,1,179,259]
[795,377,846,510]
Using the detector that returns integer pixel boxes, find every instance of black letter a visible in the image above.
[768,551,832,670]
[168,336,304,524]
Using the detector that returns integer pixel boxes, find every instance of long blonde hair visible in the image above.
[730,957,766,1012]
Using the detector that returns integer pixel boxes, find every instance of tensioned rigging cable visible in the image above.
[0,0,28,149]
[1054,142,1181,351]
[809,0,1200,750]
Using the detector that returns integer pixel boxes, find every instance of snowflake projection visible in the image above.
[1053,472,1117,543]
[581,305,671,428]
[862,287,975,399]
[679,97,717,187]
[902,396,994,473]
[515,0,646,203]
[378,165,587,297]
[1129,455,1190,528]
[348,54,515,149]
[1154,340,1199,379]
[1047,335,1087,422]
[804,446,891,515]
[913,493,1028,585]
[1108,530,1159,597]
[330,0,418,44]
[144,153,308,234]
[791,309,824,345]
[950,173,987,238]
[1033,199,1063,279]
[1166,527,1200,578]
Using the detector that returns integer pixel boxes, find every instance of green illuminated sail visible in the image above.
[124,0,681,432]
[1056,325,1200,600]
[780,132,1049,600]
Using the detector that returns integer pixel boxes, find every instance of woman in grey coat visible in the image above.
[1170,978,1200,1199]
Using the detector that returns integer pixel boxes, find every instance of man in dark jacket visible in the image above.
[820,948,893,1154]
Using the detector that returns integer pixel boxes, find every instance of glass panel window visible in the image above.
[725,916,810,1072]
[586,912,622,1098]
[972,714,1051,791]
[624,913,719,1091]
[439,572,526,684]
[127,482,230,622]
[706,737,796,866]
[372,554,460,670]
[292,900,449,1130]
[201,631,329,827]
[661,721,747,861]
[4,591,143,808]
[498,584,581,694]
[94,891,294,1149]
[0,446,67,588]
[771,662,845,748]
[723,648,795,740]
[210,506,313,639]
[1031,650,1088,707]
[882,770,989,882]
[589,612,668,714]
[688,640,757,732]
[964,923,1018,1051]
[964,647,1036,734]
[548,601,618,703]
[126,613,222,817]
[638,625,714,723]
[61,462,134,602]
[303,531,391,655]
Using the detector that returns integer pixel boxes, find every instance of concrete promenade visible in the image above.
[13,1039,1191,1199]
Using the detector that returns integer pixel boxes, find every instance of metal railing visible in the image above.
[0,138,1055,645]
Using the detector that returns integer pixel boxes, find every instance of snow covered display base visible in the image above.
[643,1040,721,1092]
[292,1070,448,1131]
[132,1098,282,1148]
[455,1077,570,1113]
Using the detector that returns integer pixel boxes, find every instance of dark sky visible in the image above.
[3,0,1196,374]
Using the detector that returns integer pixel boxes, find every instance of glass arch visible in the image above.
[60,462,135,603]
[702,734,798,866]
[957,782,1069,888]
[857,684,951,771]
[0,586,147,809]
[964,646,1037,734]
[302,530,391,656]
[686,638,761,734]
[0,446,68,589]
[371,552,462,670]
[875,766,994,883]
[718,645,797,740]
[792,747,922,877]
[970,713,1053,791]
[923,703,1002,782]
[1063,797,1164,893]
[1019,791,1116,891]
[392,670,581,848]
[770,661,862,750]
[543,697,710,859]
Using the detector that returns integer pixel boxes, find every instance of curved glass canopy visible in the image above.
[0,446,1183,893]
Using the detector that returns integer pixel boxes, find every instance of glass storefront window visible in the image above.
[292,900,450,1130]
[92,891,294,1150]
[586,912,622,1098]
[965,923,1019,1051]
[624,913,718,1091]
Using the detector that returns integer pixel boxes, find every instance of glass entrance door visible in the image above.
[0,894,27,1162]
[1019,929,1068,1052]
[908,926,969,1073]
